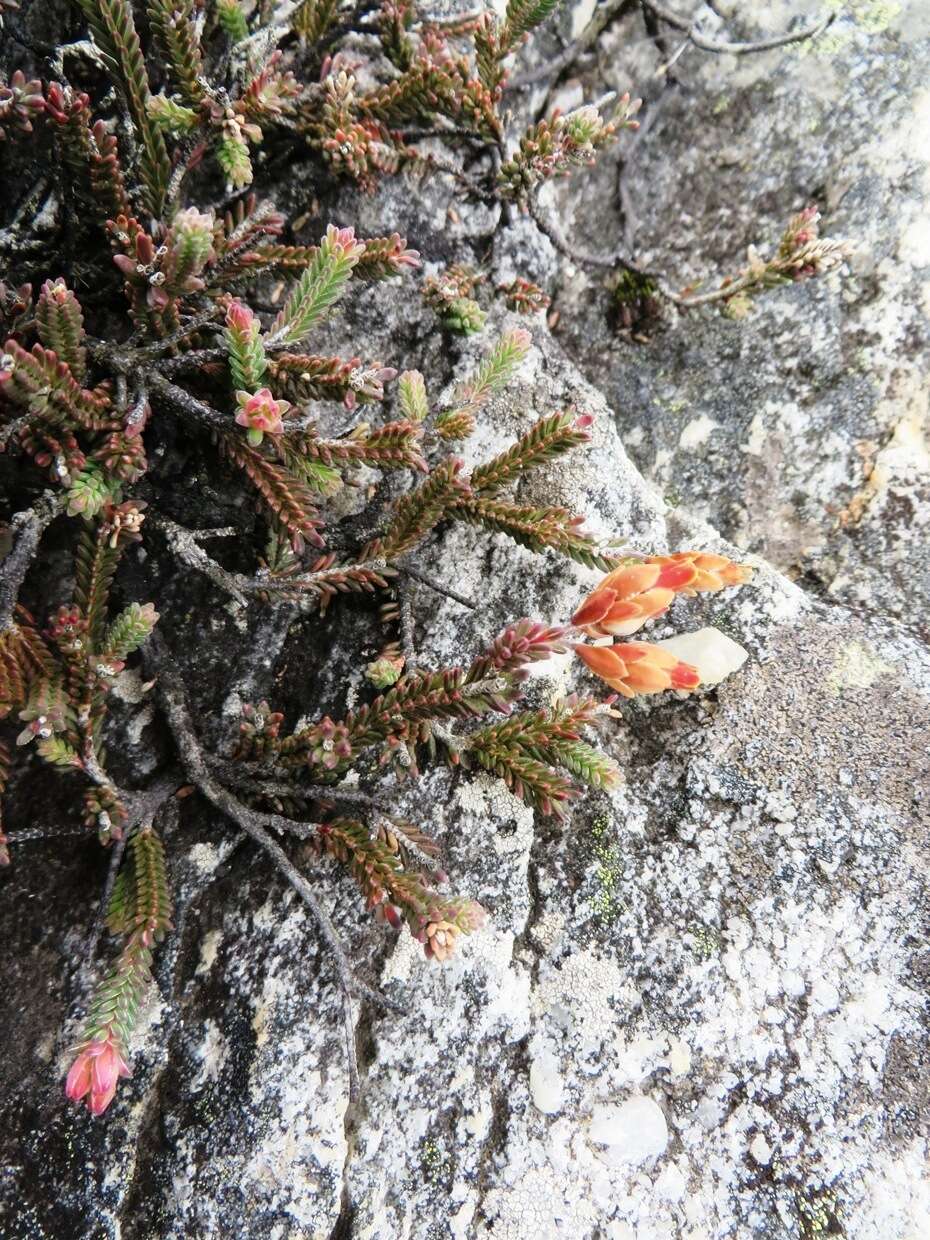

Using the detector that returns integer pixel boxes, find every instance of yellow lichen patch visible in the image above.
[589,812,623,927]
[835,394,929,528]
[826,642,896,695]
[802,0,902,56]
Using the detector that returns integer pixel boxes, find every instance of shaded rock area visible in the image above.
[547,0,930,630]
[1,2,928,1239]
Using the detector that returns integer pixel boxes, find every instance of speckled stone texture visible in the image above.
[547,0,930,631]
[1,2,929,1238]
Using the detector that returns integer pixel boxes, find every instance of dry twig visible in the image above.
[0,492,66,631]
[642,1,835,56]
[150,636,404,1100]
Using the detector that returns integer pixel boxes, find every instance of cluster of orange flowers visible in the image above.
[571,553,752,697]
[408,551,752,970]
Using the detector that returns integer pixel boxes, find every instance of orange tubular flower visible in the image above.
[574,641,701,698]
[644,552,753,594]
[572,553,752,638]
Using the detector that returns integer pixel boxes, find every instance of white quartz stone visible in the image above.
[530,1048,565,1115]
[657,627,750,687]
[588,1097,669,1165]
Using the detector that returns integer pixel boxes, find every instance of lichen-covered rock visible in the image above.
[5,299,926,1238]
[548,0,930,630]
[329,320,930,1240]
[2,4,928,1237]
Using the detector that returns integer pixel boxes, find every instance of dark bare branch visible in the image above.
[400,564,476,610]
[510,0,634,89]
[0,492,66,631]
[642,1,835,56]
[149,635,404,1064]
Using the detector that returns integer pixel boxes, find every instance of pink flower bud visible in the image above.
[393,247,420,270]
[324,224,365,261]
[65,1034,131,1116]
[225,300,255,332]
[135,233,155,264]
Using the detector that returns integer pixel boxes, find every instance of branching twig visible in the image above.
[150,323,339,376]
[509,0,633,89]
[150,635,403,1100]
[658,272,759,308]
[135,306,225,359]
[80,740,124,802]
[655,36,690,78]
[154,516,392,609]
[85,773,182,961]
[429,719,465,758]
[409,151,491,199]
[148,372,234,432]
[642,1,835,56]
[529,192,775,309]
[416,7,485,26]
[0,411,34,451]
[399,589,418,674]
[87,833,127,960]
[400,127,487,145]
[48,37,112,77]
[0,492,66,631]
[164,130,210,215]
[153,514,251,607]
[4,825,94,843]
[399,564,476,610]
[154,348,226,377]
[207,756,391,813]
[0,178,53,254]
[528,194,630,272]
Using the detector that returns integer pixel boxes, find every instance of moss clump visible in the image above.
[589,812,624,927]
[688,924,722,960]
[612,270,662,336]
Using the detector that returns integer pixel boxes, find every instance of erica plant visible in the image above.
[0,0,840,1117]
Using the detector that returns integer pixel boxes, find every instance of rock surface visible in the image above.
[3,313,928,1239]
[548,0,930,630]
[2,2,929,1239]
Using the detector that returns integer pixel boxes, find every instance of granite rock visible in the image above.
[1,3,928,1238]
[548,0,930,630]
[2,313,926,1239]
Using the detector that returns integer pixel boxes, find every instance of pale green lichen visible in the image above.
[420,1136,453,1187]
[652,395,688,416]
[826,641,896,695]
[589,812,623,927]
[705,609,741,643]
[804,0,902,56]
[832,0,901,33]
[689,924,722,960]
[797,1187,844,1237]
